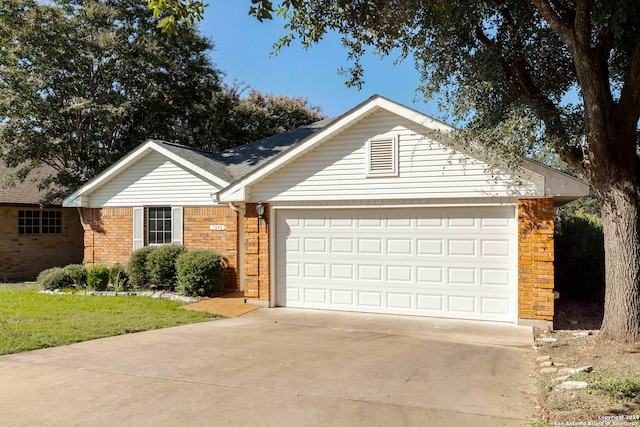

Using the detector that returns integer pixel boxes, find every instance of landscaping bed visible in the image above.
[533,300,640,426]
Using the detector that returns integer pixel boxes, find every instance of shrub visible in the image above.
[64,264,87,289]
[127,246,157,290]
[87,265,110,291]
[36,267,73,290]
[109,263,129,292]
[145,244,185,290]
[555,210,605,301]
[175,250,226,297]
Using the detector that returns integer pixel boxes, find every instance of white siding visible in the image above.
[251,110,544,202]
[89,151,222,207]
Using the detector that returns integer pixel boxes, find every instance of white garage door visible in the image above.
[276,206,517,322]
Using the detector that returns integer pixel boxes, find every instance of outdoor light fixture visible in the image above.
[256,201,265,224]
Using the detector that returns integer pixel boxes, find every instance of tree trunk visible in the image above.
[598,183,640,342]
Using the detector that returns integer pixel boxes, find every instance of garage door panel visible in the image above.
[276,206,517,322]
[417,294,445,312]
[358,291,384,307]
[387,293,413,309]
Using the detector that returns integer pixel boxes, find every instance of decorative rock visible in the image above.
[539,361,554,367]
[540,367,558,374]
[559,366,593,375]
[537,337,558,343]
[573,331,591,338]
[536,355,552,362]
[549,375,571,386]
[558,381,589,390]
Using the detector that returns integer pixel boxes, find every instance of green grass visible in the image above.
[0,283,218,355]
[571,370,640,404]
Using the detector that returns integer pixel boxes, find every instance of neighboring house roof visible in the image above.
[63,94,589,208]
[0,163,58,206]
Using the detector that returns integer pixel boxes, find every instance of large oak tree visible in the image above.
[0,0,323,202]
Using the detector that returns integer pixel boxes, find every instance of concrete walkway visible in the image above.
[181,292,260,317]
[0,309,536,426]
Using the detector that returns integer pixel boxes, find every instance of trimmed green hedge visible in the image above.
[37,267,74,290]
[146,244,185,290]
[87,265,110,291]
[127,246,157,290]
[175,250,226,297]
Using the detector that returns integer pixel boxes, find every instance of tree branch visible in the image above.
[530,0,572,41]
[616,36,640,133]
[573,0,591,48]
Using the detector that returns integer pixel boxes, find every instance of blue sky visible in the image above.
[200,3,441,118]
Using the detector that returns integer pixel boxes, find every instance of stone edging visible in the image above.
[39,289,199,303]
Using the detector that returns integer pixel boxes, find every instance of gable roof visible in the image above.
[63,94,589,208]
[215,95,457,202]
[0,163,59,206]
[63,140,233,207]
[62,118,335,208]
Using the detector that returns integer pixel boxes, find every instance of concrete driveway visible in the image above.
[0,308,536,426]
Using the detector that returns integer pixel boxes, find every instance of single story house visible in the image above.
[63,95,589,326]
[0,163,84,280]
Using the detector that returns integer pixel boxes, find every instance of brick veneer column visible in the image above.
[518,198,555,323]
[244,203,270,302]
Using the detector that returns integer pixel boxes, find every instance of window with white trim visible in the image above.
[148,207,172,245]
[366,137,398,177]
[133,206,183,250]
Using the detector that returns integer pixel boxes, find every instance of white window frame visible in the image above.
[366,136,398,177]
[132,206,183,251]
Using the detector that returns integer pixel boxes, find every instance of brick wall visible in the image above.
[0,206,84,280]
[81,207,133,267]
[183,206,239,289]
[518,197,555,322]
[81,206,239,288]
[244,203,270,301]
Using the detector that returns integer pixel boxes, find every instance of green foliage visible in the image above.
[175,249,225,297]
[86,265,110,291]
[109,264,130,292]
[145,244,185,290]
[555,209,605,301]
[205,86,325,152]
[127,246,158,290]
[63,264,87,289]
[36,267,73,291]
[147,0,206,36]
[0,0,223,203]
[571,370,640,404]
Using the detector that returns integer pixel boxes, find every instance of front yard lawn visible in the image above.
[0,283,218,355]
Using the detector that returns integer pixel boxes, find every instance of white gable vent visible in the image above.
[367,137,398,177]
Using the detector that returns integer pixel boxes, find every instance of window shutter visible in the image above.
[133,207,144,250]
[171,206,183,245]
[367,138,397,176]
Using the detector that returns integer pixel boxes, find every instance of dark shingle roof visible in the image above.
[209,117,336,181]
[0,163,58,206]
[150,140,235,183]
[153,117,335,184]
